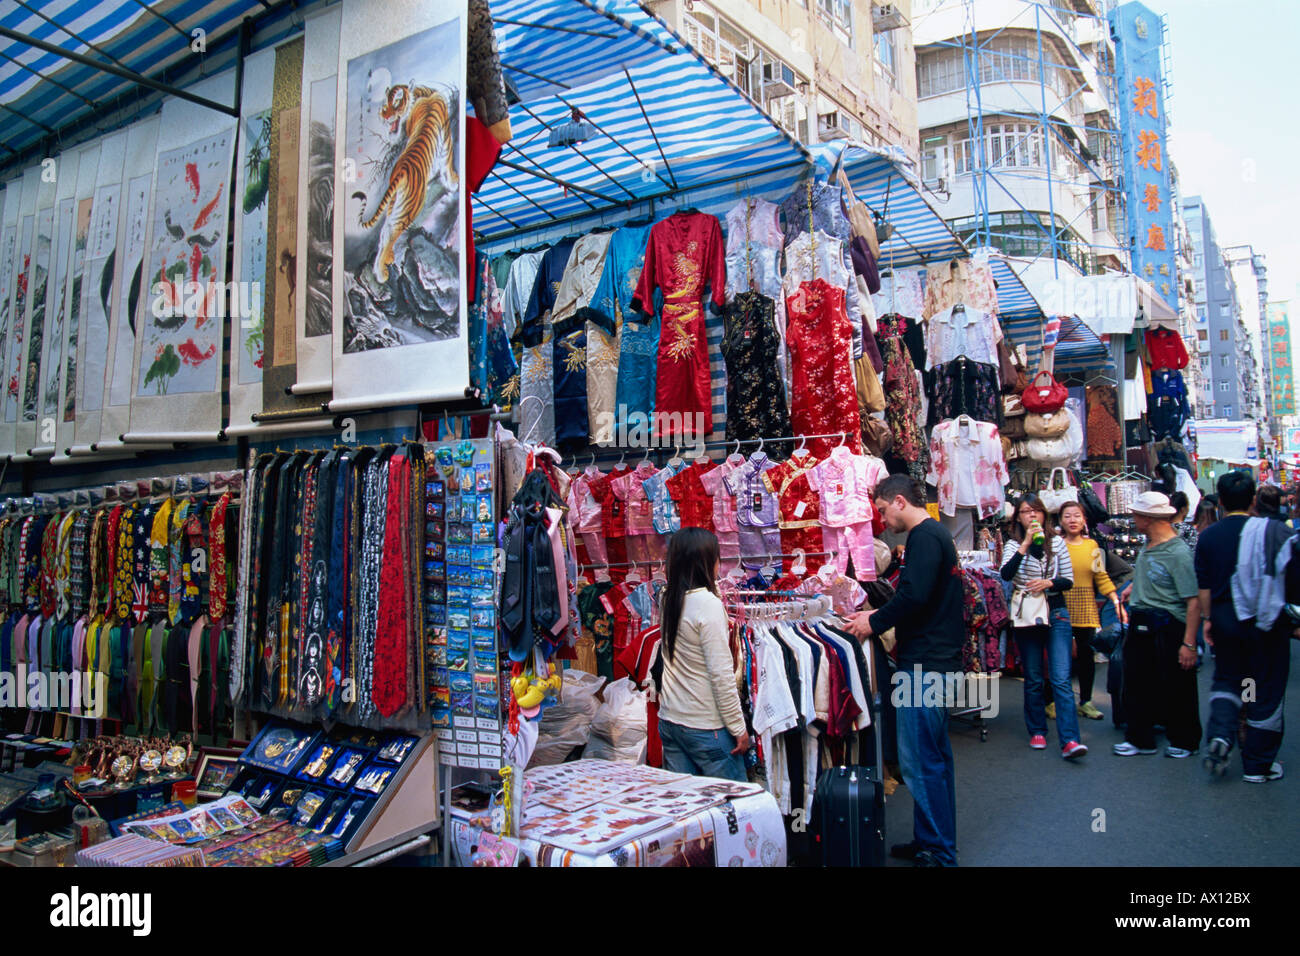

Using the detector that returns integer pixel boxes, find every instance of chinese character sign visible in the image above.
[1111,2,1177,314]
[1267,302,1295,418]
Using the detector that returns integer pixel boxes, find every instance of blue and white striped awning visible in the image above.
[474,0,808,237]
[0,0,267,164]
[987,253,1111,375]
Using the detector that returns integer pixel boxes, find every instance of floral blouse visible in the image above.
[927,357,1002,428]
[922,256,1000,321]
[871,269,924,320]
[926,417,1010,519]
[924,303,1001,369]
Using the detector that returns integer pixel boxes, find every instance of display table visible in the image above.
[448,759,786,867]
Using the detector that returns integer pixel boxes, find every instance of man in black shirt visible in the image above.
[847,475,964,866]
[1197,471,1289,782]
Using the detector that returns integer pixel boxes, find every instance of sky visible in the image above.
[1139,0,1300,316]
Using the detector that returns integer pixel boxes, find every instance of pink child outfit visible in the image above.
[567,470,607,565]
[807,446,888,580]
[699,458,743,570]
[613,461,666,565]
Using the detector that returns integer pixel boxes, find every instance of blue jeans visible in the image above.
[1014,605,1082,746]
[895,671,958,865]
[657,718,747,782]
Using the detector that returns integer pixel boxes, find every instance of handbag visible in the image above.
[1024,409,1070,439]
[1073,470,1109,526]
[1027,436,1073,468]
[1038,467,1078,514]
[1010,587,1050,628]
[854,354,886,414]
[1002,416,1027,440]
[1022,370,1068,414]
[861,416,894,457]
[1002,393,1026,419]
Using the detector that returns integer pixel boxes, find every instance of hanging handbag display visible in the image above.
[1038,467,1078,514]
[1073,471,1110,526]
[1010,587,1051,628]
[1024,409,1070,439]
[1022,370,1068,414]
[861,416,894,457]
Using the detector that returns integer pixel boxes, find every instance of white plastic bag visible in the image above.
[583,677,649,763]
[528,669,606,768]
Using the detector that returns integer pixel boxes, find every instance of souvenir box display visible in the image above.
[228,721,438,856]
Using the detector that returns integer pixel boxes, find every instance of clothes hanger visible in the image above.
[624,563,642,584]
[665,443,684,470]
[790,548,808,577]
[727,439,745,465]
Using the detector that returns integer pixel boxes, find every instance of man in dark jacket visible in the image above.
[846,474,964,867]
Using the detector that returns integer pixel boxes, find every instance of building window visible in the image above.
[1219,329,1229,341]
[917,35,1069,99]
[818,0,853,46]
[1220,382,1230,392]
[1224,405,1233,416]
[921,137,948,182]
[874,30,897,89]
[1220,355,1230,367]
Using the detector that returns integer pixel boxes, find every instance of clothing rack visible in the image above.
[562,430,857,466]
[577,551,837,572]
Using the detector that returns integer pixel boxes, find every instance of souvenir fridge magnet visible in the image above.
[293,791,327,827]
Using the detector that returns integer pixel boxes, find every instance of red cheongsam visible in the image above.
[785,278,861,458]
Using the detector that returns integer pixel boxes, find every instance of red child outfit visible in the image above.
[663,460,717,534]
[785,278,862,458]
[630,212,727,440]
[762,450,827,573]
[600,581,642,654]
[588,464,632,568]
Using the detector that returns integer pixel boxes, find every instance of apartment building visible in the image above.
[911,0,1126,279]
[646,0,920,155]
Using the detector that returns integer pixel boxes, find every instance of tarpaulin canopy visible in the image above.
[0,0,274,169]
[472,0,809,239]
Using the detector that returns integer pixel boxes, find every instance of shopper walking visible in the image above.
[1115,492,1202,757]
[1001,495,1085,758]
[846,474,964,867]
[1059,501,1123,722]
[1199,474,1291,782]
[656,527,750,781]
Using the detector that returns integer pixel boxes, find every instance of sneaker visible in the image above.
[1029,734,1047,750]
[890,841,921,861]
[1045,702,1056,720]
[912,849,945,867]
[1243,762,1284,783]
[1202,738,1231,778]
[1113,742,1158,756]
[1078,701,1104,720]
[1062,741,1088,760]
[1165,746,1197,758]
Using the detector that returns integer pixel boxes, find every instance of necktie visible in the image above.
[168,500,190,626]
[209,492,231,621]
[324,453,351,714]
[230,472,256,706]
[303,456,333,714]
[374,452,411,718]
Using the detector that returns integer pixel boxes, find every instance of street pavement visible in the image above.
[884,643,1300,866]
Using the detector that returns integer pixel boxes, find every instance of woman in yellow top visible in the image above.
[1059,502,1125,720]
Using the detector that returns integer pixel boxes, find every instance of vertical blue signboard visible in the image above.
[1111,2,1178,314]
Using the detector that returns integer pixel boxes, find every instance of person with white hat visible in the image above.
[1114,492,1203,757]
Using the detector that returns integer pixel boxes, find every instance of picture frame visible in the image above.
[193,748,243,801]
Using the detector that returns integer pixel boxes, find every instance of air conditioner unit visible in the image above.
[872,3,909,31]
[762,59,798,99]
[818,111,849,140]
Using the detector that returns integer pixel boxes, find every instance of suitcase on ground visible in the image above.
[810,765,885,867]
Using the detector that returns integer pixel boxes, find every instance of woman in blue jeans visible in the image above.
[1001,494,1087,759]
[656,527,751,781]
